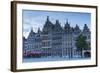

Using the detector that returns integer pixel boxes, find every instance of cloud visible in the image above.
[22,10,91,38]
[23,18,32,36]
[23,16,44,37]
[23,32,30,38]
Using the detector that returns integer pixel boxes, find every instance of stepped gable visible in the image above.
[27,28,36,39]
[36,28,41,37]
[83,24,90,32]
[74,24,80,31]
[64,19,72,33]
[74,24,81,34]
[26,16,90,38]
[53,20,63,32]
[42,16,54,33]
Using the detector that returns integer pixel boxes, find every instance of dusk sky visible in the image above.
[22,10,91,38]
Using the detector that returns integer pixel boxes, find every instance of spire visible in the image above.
[65,19,70,29]
[84,24,88,29]
[66,19,69,25]
[30,27,35,34]
[30,27,33,32]
[47,16,49,22]
[83,24,89,31]
[37,28,41,33]
[55,20,60,25]
[45,16,52,24]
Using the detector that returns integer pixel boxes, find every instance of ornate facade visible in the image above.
[23,16,91,58]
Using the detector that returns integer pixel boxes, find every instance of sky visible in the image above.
[22,10,91,38]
